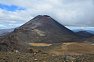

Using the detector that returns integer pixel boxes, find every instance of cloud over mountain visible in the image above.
[0,0,94,28]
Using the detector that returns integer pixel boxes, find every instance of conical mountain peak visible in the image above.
[13,15,79,43]
[34,15,51,18]
[30,15,52,22]
[18,15,60,29]
[0,15,80,51]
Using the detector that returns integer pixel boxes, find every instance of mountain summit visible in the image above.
[0,15,79,51]
[13,15,79,43]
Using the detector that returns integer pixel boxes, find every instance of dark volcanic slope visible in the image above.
[0,15,80,51]
[13,15,79,43]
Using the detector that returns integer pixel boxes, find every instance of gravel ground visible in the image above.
[0,52,94,62]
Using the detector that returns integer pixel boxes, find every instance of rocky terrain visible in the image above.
[0,42,94,62]
[0,52,94,62]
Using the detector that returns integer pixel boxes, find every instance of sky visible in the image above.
[0,0,94,29]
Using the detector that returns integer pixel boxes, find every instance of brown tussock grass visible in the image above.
[28,43,52,47]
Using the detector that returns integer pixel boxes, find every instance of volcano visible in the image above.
[13,15,79,43]
[0,15,79,51]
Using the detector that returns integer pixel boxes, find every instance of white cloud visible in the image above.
[0,0,94,29]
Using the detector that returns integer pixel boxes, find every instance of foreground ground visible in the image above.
[0,52,94,62]
[0,42,94,62]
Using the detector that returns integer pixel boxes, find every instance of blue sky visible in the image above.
[0,4,24,11]
[0,0,94,29]
[0,3,25,29]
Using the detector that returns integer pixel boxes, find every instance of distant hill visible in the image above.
[0,28,14,36]
[76,31,94,38]
[72,29,94,34]
[0,15,80,51]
